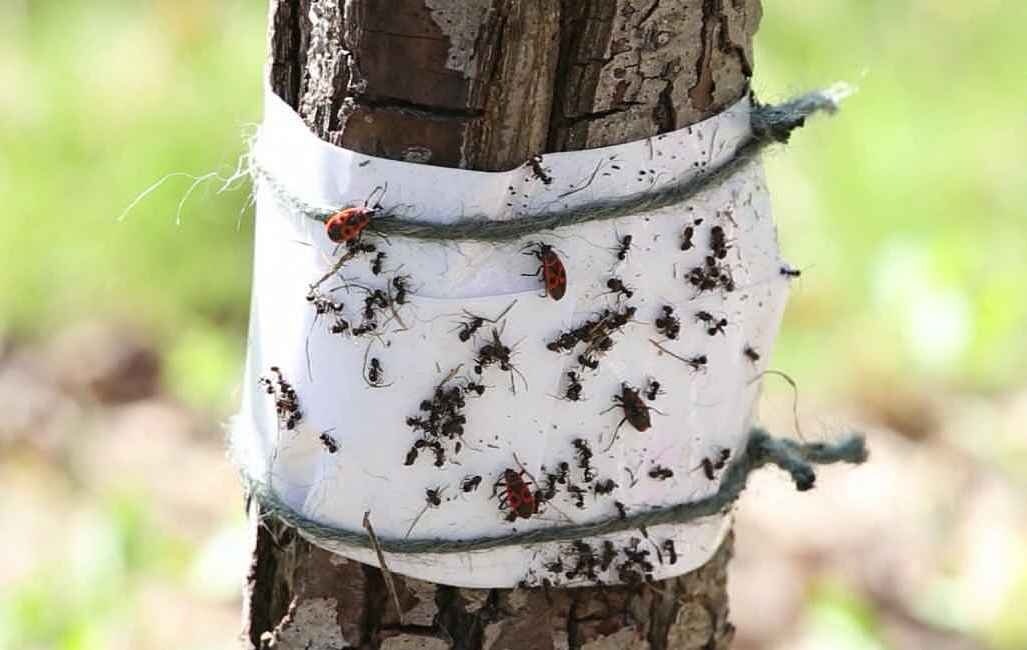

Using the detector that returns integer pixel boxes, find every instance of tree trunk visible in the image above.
[247,1,761,648]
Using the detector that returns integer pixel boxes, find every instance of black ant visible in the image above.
[780,266,802,278]
[645,379,662,401]
[710,225,730,259]
[614,501,627,519]
[352,322,376,336]
[366,357,385,386]
[615,234,632,261]
[654,305,681,340]
[464,380,487,396]
[649,465,674,480]
[599,540,617,571]
[743,345,761,363]
[606,277,634,299]
[458,315,485,342]
[680,225,695,251]
[685,354,707,372]
[306,289,344,316]
[461,475,482,492]
[330,318,350,335]
[456,301,516,343]
[567,485,586,509]
[259,366,302,430]
[391,276,410,305]
[594,479,617,495]
[370,251,386,275]
[696,311,728,336]
[425,488,443,507]
[697,448,732,480]
[319,429,339,454]
[526,154,553,185]
[662,540,677,565]
[564,371,583,401]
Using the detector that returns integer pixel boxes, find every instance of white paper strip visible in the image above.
[232,88,791,588]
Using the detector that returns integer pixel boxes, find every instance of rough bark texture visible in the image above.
[248,1,761,648]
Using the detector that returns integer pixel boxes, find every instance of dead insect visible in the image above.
[604,383,654,435]
[743,345,761,363]
[645,379,662,401]
[367,357,384,385]
[572,438,594,479]
[461,475,483,493]
[464,380,487,396]
[654,305,681,340]
[493,468,542,522]
[594,478,617,495]
[306,289,344,316]
[648,465,674,480]
[330,318,350,335]
[686,354,708,372]
[662,539,678,564]
[567,484,587,509]
[680,225,695,251]
[526,154,553,185]
[522,242,567,301]
[780,266,802,278]
[259,366,302,430]
[614,501,627,519]
[615,234,633,261]
[696,311,728,336]
[392,276,410,305]
[599,540,618,571]
[564,371,584,401]
[319,430,339,454]
[370,251,386,275]
[404,446,419,466]
[457,315,485,342]
[352,322,377,336]
[697,448,732,480]
[425,488,443,507]
[606,277,634,299]
[710,225,730,259]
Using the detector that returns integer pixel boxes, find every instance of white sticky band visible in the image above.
[231,89,789,589]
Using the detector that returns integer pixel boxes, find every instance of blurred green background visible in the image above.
[1,1,1024,649]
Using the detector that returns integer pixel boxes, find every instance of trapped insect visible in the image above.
[461,475,483,492]
[526,154,553,185]
[615,234,633,261]
[493,468,542,522]
[606,383,653,433]
[696,310,727,336]
[654,305,681,340]
[564,371,584,401]
[523,242,567,301]
[645,379,662,401]
[606,277,634,299]
[743,345,761,363]
[319,430,339,454]
[697,448,732,480]
[648,465,673,480]
[325,185,385,244]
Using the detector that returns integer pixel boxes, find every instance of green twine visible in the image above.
[252,88,843,243]
[248,427,867,554]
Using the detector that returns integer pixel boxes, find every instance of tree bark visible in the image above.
[248,1,761,648]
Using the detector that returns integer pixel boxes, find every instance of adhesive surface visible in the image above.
[232,90,791,588]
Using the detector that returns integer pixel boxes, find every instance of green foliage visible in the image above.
[757,0,1027,391]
